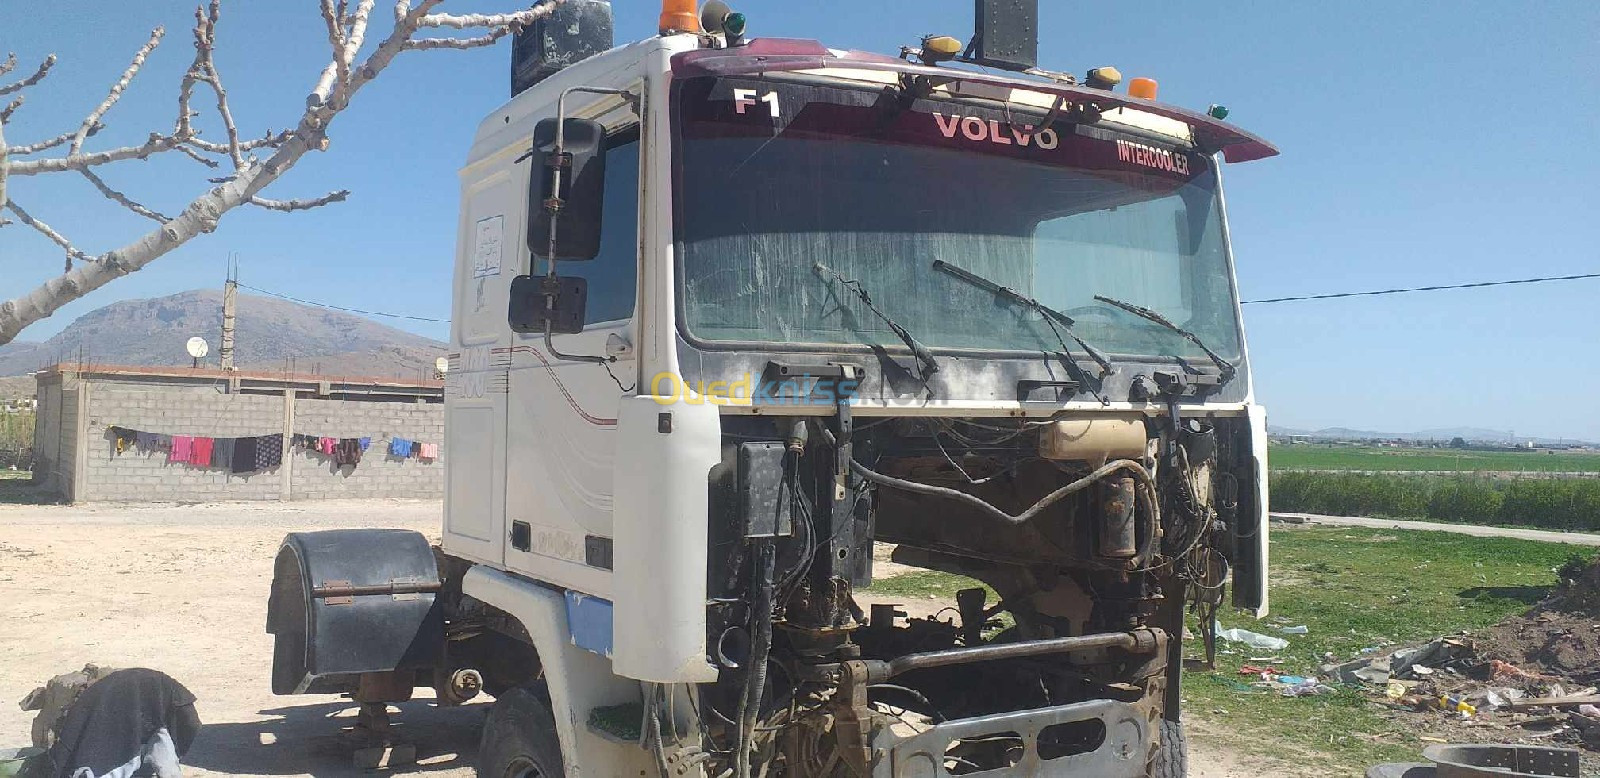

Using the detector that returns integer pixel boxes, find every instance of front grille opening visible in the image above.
[1038,719,1108,760]
[945,731,1024,774]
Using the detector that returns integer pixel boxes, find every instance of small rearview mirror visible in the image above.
[509,274,588,335]
[529,117,608,261]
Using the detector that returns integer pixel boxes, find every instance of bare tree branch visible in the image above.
[189,4,246,169]
[188,129,293,156]
[80,170,170,222]
[174,143,221,168]
[71,28,165,155]
[249,189,350,212]
[0,96,20,123]
[319,0,351,94]
[3,201,95,263]
[0,53,17,79]
[342,0,378,68]
[0,54,56,97]
[7,133,188,176]
[8,126,99,157]
[402,29,511,51]
[417,11,543,29]
[0,0,567,344]
[0,121,9,212]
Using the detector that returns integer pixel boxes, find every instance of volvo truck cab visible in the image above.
[267,2,1277,775]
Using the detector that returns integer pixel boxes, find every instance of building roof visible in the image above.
[35,363,443,395]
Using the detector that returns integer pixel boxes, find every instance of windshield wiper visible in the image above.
[814,262,941,383]
[1093,295,1237,386]
[932,259,1115,377]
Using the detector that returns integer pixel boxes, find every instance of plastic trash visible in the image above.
[1578,704,1600,718]
[1276,675,1307,685]
[1278,625,1309,635]
[1433,694,1476,717]
[1215,621,1290,651]
[1280,679,1332,697]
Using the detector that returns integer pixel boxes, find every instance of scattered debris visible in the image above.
[1216,621,1290,651]
[1368,743,1581,778]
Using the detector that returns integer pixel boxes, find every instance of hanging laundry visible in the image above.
[333,438,363,468]
[110,427,138,455]
[389,438,413,458]
[318,437,335,456]
[419,442,438,460]
[190,438,214,467]
[256,434,283,470]
[135,432,161,455]
[231,436,259,474]
[170,436,193,464]
[358,437,371,452]
[211,438,235,470]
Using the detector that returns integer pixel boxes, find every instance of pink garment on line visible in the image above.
[419,442,438,460]
[190,437,214,466]
[170,436,193,464]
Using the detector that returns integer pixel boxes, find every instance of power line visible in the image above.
[1242,272,1600,305]
[236,282,447,323]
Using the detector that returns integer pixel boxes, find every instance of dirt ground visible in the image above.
[0,499,1263,776]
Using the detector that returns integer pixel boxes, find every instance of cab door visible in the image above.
[503,95,643,599]
[443,169,516,567]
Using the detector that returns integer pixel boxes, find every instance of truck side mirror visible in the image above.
[529,117,608,261]
[509,273,588,335]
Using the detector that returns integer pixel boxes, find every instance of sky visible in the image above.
[1,1,1597,439]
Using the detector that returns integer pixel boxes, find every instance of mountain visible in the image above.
[0,289,446,381]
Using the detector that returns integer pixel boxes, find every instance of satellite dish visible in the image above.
[186,337,210,359]
[434,357,449,375]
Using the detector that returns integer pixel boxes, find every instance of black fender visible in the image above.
[267,529,444,695]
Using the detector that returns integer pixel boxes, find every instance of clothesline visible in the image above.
[109,427,284,475]
[107,425,440,475]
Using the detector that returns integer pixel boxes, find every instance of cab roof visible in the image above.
[673,38,1277,163]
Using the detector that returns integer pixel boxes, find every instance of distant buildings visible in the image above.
[1,397,37,413]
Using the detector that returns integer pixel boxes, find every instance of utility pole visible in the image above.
[221,254,238,372]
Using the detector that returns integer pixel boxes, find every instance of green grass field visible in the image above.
[1270,444,1600,473]
[865,526,1589,773]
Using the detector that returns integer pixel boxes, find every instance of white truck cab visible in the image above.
[268,2,1276,775]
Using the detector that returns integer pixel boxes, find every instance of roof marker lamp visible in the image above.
[1085,66,1122,91]
[700,1,746,44]
[1207,104,1229,120]
[659,0,701,35]
[920,35,964,64]
[1128,77,1158,100]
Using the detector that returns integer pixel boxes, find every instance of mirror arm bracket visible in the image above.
[535,85,639,368]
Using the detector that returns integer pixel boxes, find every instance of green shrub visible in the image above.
[1427,478,1502,525]
[1269,472,1600,532]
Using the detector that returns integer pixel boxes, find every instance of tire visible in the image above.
[478,684,565,778]
[1149,719,1187,778]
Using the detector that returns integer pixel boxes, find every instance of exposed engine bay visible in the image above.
[670,398,1264,777]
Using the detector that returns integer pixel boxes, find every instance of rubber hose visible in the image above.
[735,539,775,778]
[851,458,1162,568]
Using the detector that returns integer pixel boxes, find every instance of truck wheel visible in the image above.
[477,684,564,778]
[1149,719,1187,778]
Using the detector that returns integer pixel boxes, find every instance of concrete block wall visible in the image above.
[289,398,444,500]
[81,385,285,502]
[31,380,65,494]
[57,388,80,500]
[61,379,443,502]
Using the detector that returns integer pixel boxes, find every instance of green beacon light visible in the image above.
[723,11,747,38]
[1207,104,1229,120]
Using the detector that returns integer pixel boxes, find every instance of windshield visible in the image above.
[673,75,1243,363]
